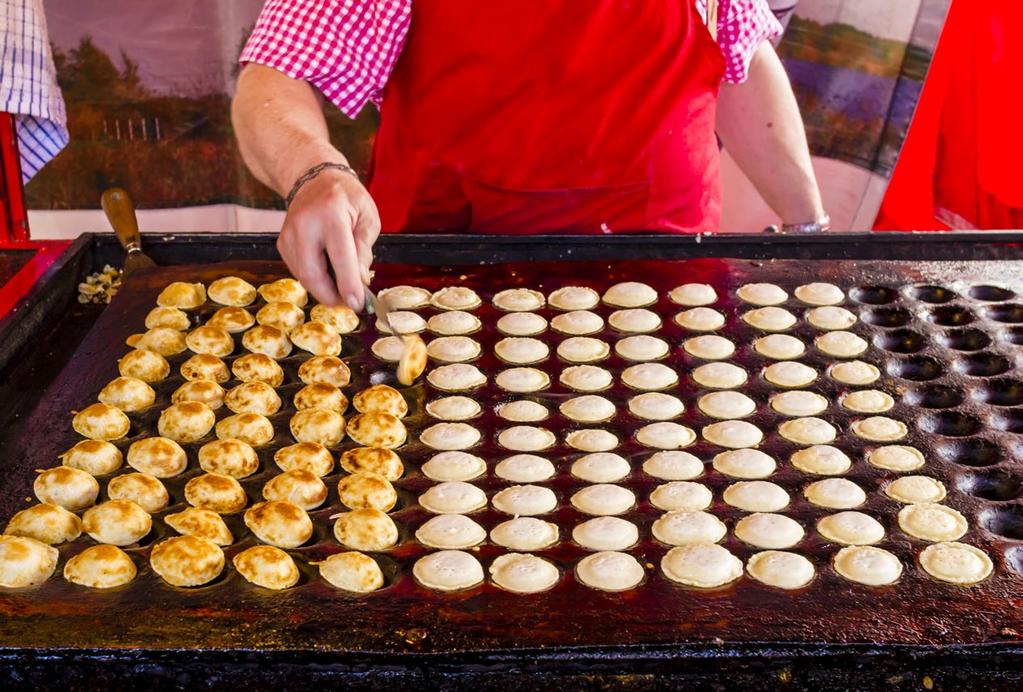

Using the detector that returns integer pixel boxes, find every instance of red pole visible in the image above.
[0,113,29,242]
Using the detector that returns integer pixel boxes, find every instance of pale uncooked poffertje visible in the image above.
[425,395,482,421]
[734,512,805,550]
[702,420,763,449]
[497,454,556,483]
[158,281,206,309]
[840,389,895,414]
[746,550,815,590]
[851,416,907,442]
[428,363,488,391]
[637,422,697,449]
[82,500,152,546]
[570,452,630,483]
[146,306,191,331]
[61,439,123,476]
[415,513,486,550]
[495,337,549,364]
[492,484,558,516]
[498,425,556,452]
[217,412,275,447]
[712,448,776,479]
[378,284,431,309]
[575,551,645,591]
[338,471,397,512]
[815,330,868,358]
[185,472,249,514]
[107,472,169,513]
[375,310,427,335]
[225,381,283,416]
[565,428,619,452]
[339,446,404,481]
[431,286,482,311]
[181,353,229,383]
[897,503,968,542]
[310,304,359,334]
[698,391,755,420]
[73,402,131,441]
[127,436,187,478]
[172,379,226,410]
[157,401,216,443]
[427,310,482,336]
[294,383,348,413]
[550,310,604,335]
[570,483,636,516]
[419,481,488,514]
[165,507,234,546]
[795,282,844,306]
[490,553,560,594]
[263,469,328,510]
[572,516,639,551]
[34,466,99,511]
[867,445,925,472]
[493,287,546,312]
[490,517,559,551]
[723,481,790,513]
[885,475,946,504]
[242,325,293,360]
[548,286,600,311]
[99,376,156,412]
[334,508,400,551]
[291,320,343,356]
[420,451,486,482]
[496,311,548,337]
[603,281,658,308]
[413,550,483,591]
[650,481,713,512]
[233,545,300,590]
[629,392,685,420]
[63,544,137,588]
[560,395,617,423]
[643,451,704,481]
[427,335,482,363]
[817,511,885,546]
[828,360,881,385]
[770,391,829,417]
[0,535,58,587]
[674,307,725,332]
[742,307,797,332]
[803,478,867,509]
[207,306,255,333]
[763,361,817,388]
[661,543,743,588]
[753,334,805,360]
[609,308,662,333]
[682,334,735,360]
[919,542,993,585]
[669,283,717,306]
[275,442,335,476]
[616,335,669,361]
[621,362,679,390]
[4,503,81,545]
[806,305,857,331]
[420,422,482,451]
[150,535,225,587]
[778,417,838,446]
[119,348,170,382]
[737,282,788,306]
[319,551,386,592]
[244,500,313,548]
[833,545,903,586]
[346,411,405,448]
[298,355,352,388]
[560,364,614,392]
[790,445,852,475]
[693,361,748,390]
[557,336,611,363]
[290,408,347,447]
[186,325,234,357]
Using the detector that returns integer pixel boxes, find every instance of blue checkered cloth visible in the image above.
[0,0,68,182]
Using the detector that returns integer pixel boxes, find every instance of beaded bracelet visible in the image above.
[285,162,359,208]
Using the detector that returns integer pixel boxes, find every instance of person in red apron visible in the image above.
[234,0,826,307]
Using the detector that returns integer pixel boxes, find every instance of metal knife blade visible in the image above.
[365,286,398,335]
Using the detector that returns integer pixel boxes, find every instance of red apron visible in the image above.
[369,0,725,234]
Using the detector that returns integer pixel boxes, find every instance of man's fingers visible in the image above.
[323,218,365,311]
[353,200,381,287]
[286,228,341,307]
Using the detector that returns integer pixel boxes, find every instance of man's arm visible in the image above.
[232,63,378,308]
[716,41,827,227]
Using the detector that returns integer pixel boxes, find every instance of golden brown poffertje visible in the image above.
[207,276,257,307]
[171,379,226,410]
[317,551,384,592]
[339,447,403,481]
[34,466,99,511]
[126,436,187,478]
[274,442,335,476]
[60,439,123,475]
[145,306,191,331]
[337,472,397,512]
[106,472,170,513]
[290,321,342,356]
[241,325,293,360]
[215,412,275,447]
[180,353,229,383]
[150,535,225,587]
[225,381,282,416]
[332,508,399,551]
[98,376,156,412]
[157,281,206,309]
[4,503,82,544]
[185,325,234,357]
[257,301,306,333]
[309,304,359,333]
[298,355,351,387]
[207,306,255,333]
[184,473,249,514]
[164,507,234,546]
[290,408,346,447]
[232,545,299,590]
[353,384,408,417]
[294,383,348,413]
[119,348,170,382]
[231,352,284,386]
[198,438,260,478]
[82,500,152,546]
[130,327,187,356]
[0,535,59,587]
[72,402,131,441]
[63,544,137,588]
[244,500,313,548]
[257,278,308,307]
[157,401,216,443]
[346,412,406,449]
[262,469,328,510]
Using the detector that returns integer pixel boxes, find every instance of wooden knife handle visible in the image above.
[101,188,142,253]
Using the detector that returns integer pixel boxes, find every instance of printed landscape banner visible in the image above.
[25,0,950,232]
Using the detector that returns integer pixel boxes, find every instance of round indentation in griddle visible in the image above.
[873,329,927,354]
[937,328,992,352]
[903,385,964,409]
[1000,327,1023,346]
[887,356,944,381]
[969,285,1016,302]
[982,303,1023,324]
[860,306,912,328]
[953,352,1012,377]
[979,505,1023,540]
[958,470,1023,502]
[937,438,1002,467]
[925,306,975,327]
[908,285,957,304]
[850,286,899,305]
[991,410,1023,434]
[1006,546,1023,575]
[919,411,983,437]
[973,379,1023,407]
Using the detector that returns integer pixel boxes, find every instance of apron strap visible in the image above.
[706,0,718,42]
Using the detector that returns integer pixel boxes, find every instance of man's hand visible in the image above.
[278,169,381,309]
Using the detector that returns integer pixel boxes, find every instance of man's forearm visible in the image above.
[716,42,826,225]
[232,64,349,197]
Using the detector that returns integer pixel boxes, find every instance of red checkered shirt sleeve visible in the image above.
[698,0,783,84]
[239,0,411,118]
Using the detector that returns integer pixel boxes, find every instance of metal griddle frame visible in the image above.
[2,231,1023,690]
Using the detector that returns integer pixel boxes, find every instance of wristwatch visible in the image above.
[765,213,832,234]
